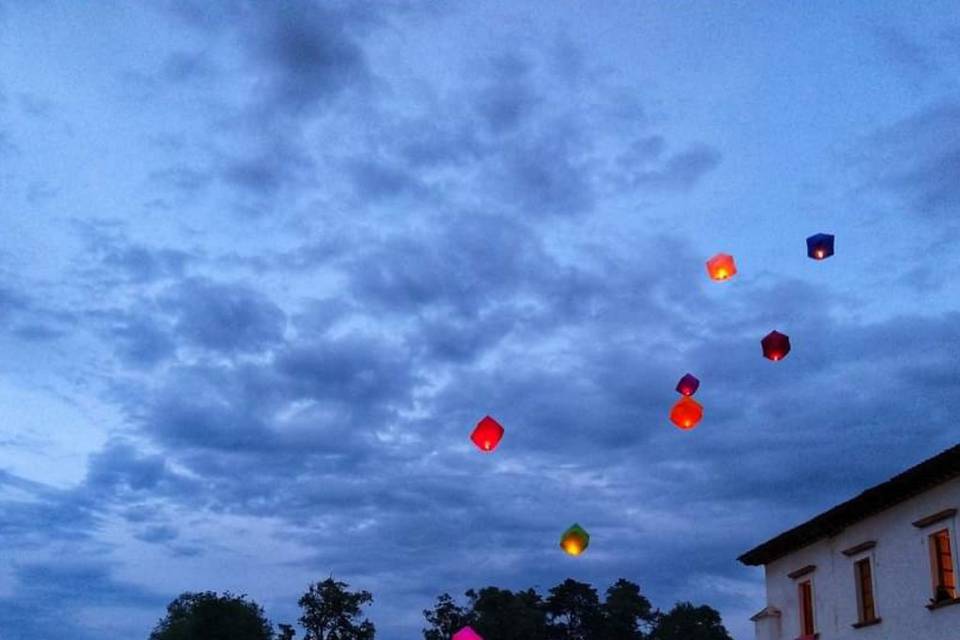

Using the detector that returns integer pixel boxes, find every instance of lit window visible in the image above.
[798,580,815,637]
[930,529,957,603]
[854,558,877,623]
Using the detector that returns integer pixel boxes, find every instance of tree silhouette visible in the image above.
[600,578,657,639]
[148,591,274,640]
[423,579,734,640]
[544,579,603,640]
[277,623,297,640]
[422,593,475,640]
[649,602,734,640]
[468,586,548,640]
[298,577,375,640]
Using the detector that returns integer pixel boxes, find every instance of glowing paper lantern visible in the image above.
[675,373,700,396]
[669,396,703,430]
[806,233,835,260]
[452,626,483,640]
[706,253,737,281]
[761,330,791,361]
[560,523,590,556]
[470,416,504,452]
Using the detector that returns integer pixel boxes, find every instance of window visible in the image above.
[798,579,815,636]
[930,529,956,602]
[854,558,877,623]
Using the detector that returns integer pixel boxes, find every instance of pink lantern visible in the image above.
[453,626,483,640]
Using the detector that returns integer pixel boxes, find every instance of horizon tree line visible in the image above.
[147,576,734,640]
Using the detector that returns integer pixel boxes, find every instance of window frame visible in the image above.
[928,528,957,602]
[915,509,960,610]
[797,578,816,637]
[852,554,879,625]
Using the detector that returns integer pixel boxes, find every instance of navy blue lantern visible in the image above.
[806,233,835,260]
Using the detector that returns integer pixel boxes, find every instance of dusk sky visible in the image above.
[2,2,960,638]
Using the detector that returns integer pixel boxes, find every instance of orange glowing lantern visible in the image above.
[675,373,700,396]
[560,523,590,556]
[470,416,504,452]
[670,396,703,430]
[453,627,483,640]
[761,330,791,361]
[706,253,737,281]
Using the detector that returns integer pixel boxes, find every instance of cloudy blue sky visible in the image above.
[1,1,959,638]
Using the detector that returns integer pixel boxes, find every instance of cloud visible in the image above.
[102,246,192,284]
[0,560,165,640]
[242,2,375,116]
[0,281,73,342]
[472,53,541,135]
[136,524,180,544]
[857,102,960,220]
[1,4,896,639]
[626,144,723,191]
[346,158,426,201]
[85,440,170,495]
[872,26,936,81]
[111,314,177,368]
[161,278,287,354]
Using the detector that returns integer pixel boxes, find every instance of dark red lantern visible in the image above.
[470,416,504,452]
[675,373,700,396]
[806,233,834,260]
[670,397,703,430]
[761,330,791,361]
[706,253,737,281]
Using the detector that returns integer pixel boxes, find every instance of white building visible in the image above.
[738,444,960,639]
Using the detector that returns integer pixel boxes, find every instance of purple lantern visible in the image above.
[675,373,700,396]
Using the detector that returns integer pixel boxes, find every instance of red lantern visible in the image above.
[761,330,791,361]
[675,373,700,396]
[470,416,504,452]
[706,253,737,281]
[670,397,703,430]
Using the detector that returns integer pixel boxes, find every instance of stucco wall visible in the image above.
[756,477,960,640]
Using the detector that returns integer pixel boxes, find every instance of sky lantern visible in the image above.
[706,253,737,281]
[560,523,590,556]
[806,233,835,260]
[452,627,483,640]
[675,373,700,396]
[470,416,504,452]
[669,396,703,430]
[761,330,791,361]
